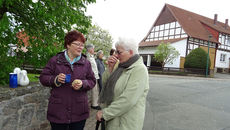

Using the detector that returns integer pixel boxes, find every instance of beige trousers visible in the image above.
[91,81,99,106]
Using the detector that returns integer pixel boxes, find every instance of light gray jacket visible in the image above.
[102,57,149,130]
[87,53,99,79]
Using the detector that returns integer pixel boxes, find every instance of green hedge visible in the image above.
[184,48,210,69]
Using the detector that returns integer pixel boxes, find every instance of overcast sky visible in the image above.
[86,0,229,45]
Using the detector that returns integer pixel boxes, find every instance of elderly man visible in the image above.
[86,44,100,110]
[96,50,105,93]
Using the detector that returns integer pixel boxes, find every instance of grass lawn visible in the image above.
[28,73,40,82]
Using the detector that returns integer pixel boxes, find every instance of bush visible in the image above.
[0,55,23,85]
[184,48,210,69]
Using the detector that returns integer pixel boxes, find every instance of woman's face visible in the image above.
[115,45,133,63]
[67,40,84,57]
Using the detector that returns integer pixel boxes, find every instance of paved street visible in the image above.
[84,108,97,130]
[84,73,230,130]
[143,74,230,130]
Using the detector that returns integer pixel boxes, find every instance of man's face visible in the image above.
[89,47,95,54]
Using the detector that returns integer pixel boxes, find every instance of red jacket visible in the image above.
[39,52,96,123]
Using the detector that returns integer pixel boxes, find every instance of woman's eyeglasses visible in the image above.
[72,41,84,47]
[115,50,127,55]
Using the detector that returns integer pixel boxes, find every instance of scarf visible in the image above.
[99,54,140,105]
[64,50,81,65]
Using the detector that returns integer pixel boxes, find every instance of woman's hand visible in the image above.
[96,110,103,121]
[57,73,66,84]
[107,55,118,73]
[72,79,83,90]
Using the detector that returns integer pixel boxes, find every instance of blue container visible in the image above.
[9,73,18,88]
[65,74,71,83]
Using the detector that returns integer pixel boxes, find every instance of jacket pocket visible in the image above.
[72,96,88,116]
[49,96,62,104]
[47,97,63,119]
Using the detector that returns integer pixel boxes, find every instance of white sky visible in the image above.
[86,0,229,45]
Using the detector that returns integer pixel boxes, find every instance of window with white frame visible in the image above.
[145,21,187,41]
[220,54,226,62]
[227,36,230,45]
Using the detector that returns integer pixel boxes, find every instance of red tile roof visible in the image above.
[140,4,230,47]
[166,4,230,43]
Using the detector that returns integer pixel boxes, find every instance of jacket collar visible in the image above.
[126,57,143,70]
[56,51,86,65]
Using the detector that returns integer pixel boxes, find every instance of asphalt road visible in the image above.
[143,74,230,130]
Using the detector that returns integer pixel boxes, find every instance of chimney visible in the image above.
[225,19,228,29]
[214,14,218,25]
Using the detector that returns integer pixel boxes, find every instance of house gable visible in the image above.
[201,23,219,41]
[167,4,230,43]
[154,5,176,26]
[141,4,188,45]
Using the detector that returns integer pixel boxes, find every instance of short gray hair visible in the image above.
[96,50,103,58]
[86,44,94,51]
[115,37,139,55]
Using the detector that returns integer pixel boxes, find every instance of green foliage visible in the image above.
[154,42,180,68]
[184,48,211,69]
[85,24,113,56]
[0,0,96,85]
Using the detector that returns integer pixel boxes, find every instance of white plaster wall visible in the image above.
[138,47,156,55]
[165,39,187,68]
[215,50,230,68]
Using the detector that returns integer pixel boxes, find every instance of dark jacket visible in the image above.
[39,52,96,124]
[96,58,105,77]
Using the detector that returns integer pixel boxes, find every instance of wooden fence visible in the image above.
[22,65,43,74]
[148,66,210,75]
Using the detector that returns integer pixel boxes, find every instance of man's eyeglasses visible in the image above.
[72,41,84,47]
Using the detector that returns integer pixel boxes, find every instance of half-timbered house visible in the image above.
[139,4,230,73]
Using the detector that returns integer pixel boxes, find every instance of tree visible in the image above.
[0,0,96,85]
[184,47,210,69]
[85,24,113,56]
[154,43,179,71]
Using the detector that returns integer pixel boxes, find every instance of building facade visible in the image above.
[139,4,230,72]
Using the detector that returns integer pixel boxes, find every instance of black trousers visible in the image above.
[50,120,86,130]
[97,77,103,93]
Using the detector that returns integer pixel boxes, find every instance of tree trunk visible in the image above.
[161,63,164,72]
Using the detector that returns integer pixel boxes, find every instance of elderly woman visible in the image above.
[96,38,149,130]
[39,30,96,130]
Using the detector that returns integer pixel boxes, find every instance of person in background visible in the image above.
[39,30,96,130]
[96,38,149,130]
[86,44,101,110]
[96,50,105,93]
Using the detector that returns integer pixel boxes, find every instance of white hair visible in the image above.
[96,50,103,58]
[115,37,139,55]
[86,44,94,51]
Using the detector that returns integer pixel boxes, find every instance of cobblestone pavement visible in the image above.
[84,108,98,130]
